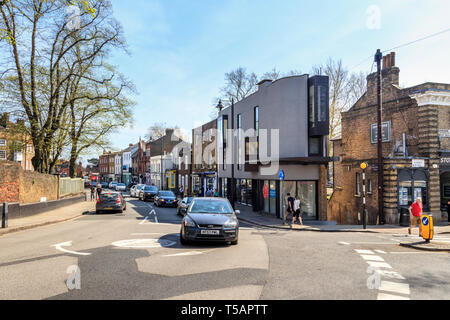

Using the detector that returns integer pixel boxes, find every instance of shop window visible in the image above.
[398,169,428,208]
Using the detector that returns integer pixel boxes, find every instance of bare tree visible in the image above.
[220,67,258,104]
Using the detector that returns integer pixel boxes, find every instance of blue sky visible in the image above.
[92,0,450,160]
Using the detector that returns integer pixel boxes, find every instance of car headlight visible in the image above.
[224,219,238,229]
[184,217,196,227]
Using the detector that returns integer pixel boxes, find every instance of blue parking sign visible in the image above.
[279,170,285,181]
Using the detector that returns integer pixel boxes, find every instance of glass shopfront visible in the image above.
[192,175,201,196]
[398,169,428,210]
[236,179,253,206]
[281,181,318,220]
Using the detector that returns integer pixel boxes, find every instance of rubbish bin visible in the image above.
[421,215,434,242]
[399,207,410,227]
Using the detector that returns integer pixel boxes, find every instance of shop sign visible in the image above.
[269,189,276,198]
[439,129,450,138]
[412,159,425,168]
[263,184,269,199]
[440,157,450,167]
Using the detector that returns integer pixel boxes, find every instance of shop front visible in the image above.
[280,181,318,220]
[397,168,429,222]
[440,154,450,213]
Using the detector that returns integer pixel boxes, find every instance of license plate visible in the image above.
[201,230,220,235]
[104,207,113,210]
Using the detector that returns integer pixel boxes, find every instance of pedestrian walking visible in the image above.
[90,184,96,201]
[284,193,295,223]
[408,197,423,236]
[96,184,103,200]
[293,196,303,225]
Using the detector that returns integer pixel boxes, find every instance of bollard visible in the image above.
[2,202,8,229]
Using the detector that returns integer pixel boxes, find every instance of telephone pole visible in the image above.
[375,49,384,225]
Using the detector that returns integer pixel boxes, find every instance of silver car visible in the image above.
[130,184,145,198]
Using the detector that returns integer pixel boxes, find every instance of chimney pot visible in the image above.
[390,52,396,67]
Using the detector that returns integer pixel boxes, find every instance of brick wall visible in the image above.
[0,161,59,204]
[0,162,20,203]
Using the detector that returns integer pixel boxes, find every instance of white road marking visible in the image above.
[375,250,386,254]
[52,241,91,256]
[376,270,406,280]
[366,261,393,269]
[339,242,350,245]
[355,249,375,255]
[361,255,385,262]
[164,251,205,257]
[131,233,164,236]
[139,216,149,225]
[112,239,176,249]
[379,281,410,295]
[377,293,410,300]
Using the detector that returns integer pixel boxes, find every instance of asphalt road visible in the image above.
[0,193,449,300]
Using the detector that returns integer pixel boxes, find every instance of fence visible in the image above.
[59,178,84,198]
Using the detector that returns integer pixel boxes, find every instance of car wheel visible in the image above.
[230,239,238,245]
[96,210,102,214]
[180,230,189,245]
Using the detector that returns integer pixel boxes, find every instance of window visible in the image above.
[0,139,6,146]
[309,137,321,156]
[356,172,361,196]
[368,180,373,194]
[222,116,228,170]
[0,150,6,160]
[254,107,259,137]
[371,121,392,144]
[309,86,315,128]
[237,114,242,170]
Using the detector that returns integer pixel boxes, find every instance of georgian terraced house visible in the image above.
[0,112,34,171]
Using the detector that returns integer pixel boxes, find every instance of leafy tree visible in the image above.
[0,0,134,174]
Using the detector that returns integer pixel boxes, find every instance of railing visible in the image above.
[59,178,84,198]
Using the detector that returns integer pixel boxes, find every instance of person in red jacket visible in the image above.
[408,197,423,236]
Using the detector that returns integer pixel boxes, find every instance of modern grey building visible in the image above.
[217,75,331,221]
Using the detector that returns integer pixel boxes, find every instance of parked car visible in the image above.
[115,183,126,192]
[100,182,109,189]
[130,184,145,198]
[177,196,194,216]
[154,190,177,207]
[96,192,126,214]
[179,198,239,245]
[139,185,159,202]
[109,182,118,190]
[127,182,136,190]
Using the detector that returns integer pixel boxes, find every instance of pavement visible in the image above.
[0,199,95,236]
[235,204,450,252]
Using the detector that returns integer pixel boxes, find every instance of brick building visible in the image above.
[0,113,34,171]
[329,52,450,225]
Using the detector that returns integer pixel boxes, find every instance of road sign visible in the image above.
[278,170,285,181]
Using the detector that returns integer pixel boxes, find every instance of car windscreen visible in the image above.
[189,199,233,214]
[144,186,158,192]
[100,193,119,200]
[117,184,125,187]
[159,191,175,197]
[185,197,194,203]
